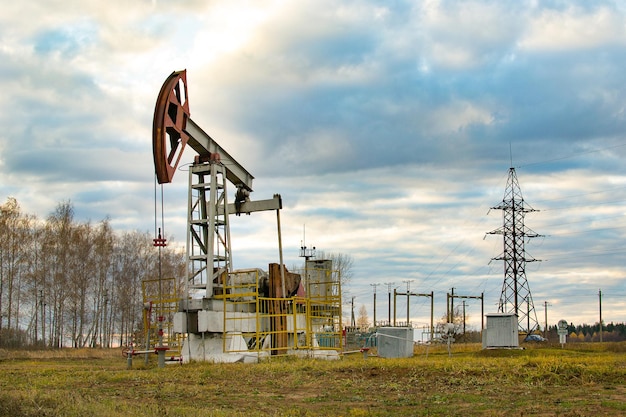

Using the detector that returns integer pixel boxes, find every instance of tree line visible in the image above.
[558,322,626,342]
[0,197,185,349]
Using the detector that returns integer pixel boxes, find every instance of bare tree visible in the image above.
[110,230,153,348]
[68,222,95,347]
[92,219,114,348]
[44,201,75,348]
[357,304,370,331]
[23,215,42,345]
[0,198,34,346]
[0,198,188,349]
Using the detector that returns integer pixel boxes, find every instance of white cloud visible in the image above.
[429,100,495,135]
[520,5,626,51]
[1,0,626,332]
[418,0,523,69]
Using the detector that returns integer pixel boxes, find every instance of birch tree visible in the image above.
[0,198,33,346]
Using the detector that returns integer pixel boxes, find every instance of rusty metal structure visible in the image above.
[149,70,342,362]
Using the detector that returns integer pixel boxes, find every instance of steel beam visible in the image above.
[186,119,255,192]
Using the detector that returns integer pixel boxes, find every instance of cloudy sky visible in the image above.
[2,0,626,336]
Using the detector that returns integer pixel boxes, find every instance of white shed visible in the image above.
[482,313,519,349]
[377,327,414,358]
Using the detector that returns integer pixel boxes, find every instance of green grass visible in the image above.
[0,343,625,416]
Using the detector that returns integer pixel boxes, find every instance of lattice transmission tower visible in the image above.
[487,167,541,333]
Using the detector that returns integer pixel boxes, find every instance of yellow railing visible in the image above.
[220,269,342,356]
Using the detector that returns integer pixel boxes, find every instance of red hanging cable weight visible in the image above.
[153,227,167,247]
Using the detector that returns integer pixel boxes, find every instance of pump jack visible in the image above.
[153,70,282,300]
[151,70,342,362]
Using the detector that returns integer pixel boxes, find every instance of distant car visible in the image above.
[524,334,547,342]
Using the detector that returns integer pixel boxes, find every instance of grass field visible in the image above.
[0,342,625,416]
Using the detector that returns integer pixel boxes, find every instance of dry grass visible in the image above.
[0,347,119,360]
[0,342,625,416]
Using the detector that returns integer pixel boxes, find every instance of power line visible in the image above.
[533,185,626,204]
[536,248,626,262]
[541,198,626,212]
[534,213,625,229]
[516,142,626,169]
[543,224,626,237]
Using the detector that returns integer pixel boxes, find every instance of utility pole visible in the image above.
[462,301,467,337]
[370,283,379,327]
[384,282,394,325]
[41,290,46,347]
[393,289,397,326]
[543,301,548,339]
[450,287,455,323]
[351,296,355,327]
[447,291,484,337]
[393,285,432,333]
[33,288,39,345]
[38,290,44,345]
[481,292,484,332]
[527,296,530,333]
[430,291,434,341]
[599,289,603,343]
[402,280,413,326]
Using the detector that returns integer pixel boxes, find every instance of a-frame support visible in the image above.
[186,161,232,299]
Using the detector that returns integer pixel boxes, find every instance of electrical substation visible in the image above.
[131,70,343,365]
